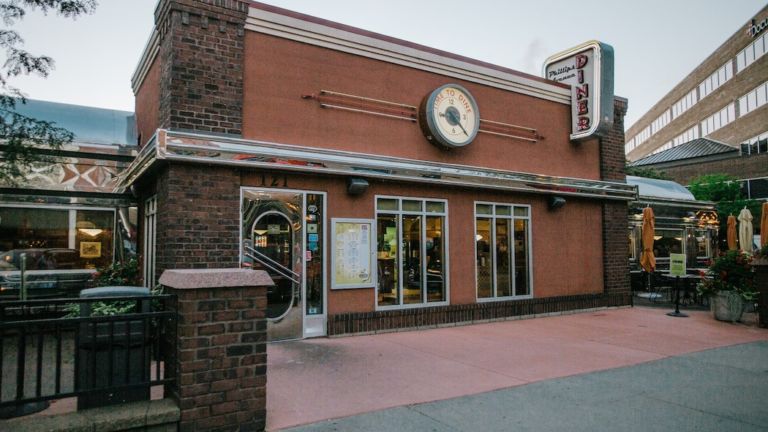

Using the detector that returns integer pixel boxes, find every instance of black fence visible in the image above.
[0,295,176,414]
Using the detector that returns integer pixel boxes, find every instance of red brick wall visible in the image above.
[155,0,248,135]
[601,98,631,300]
[135,56,161,147]
[162,274,268,431]
[242,32,601,181]
[155,164,241,279]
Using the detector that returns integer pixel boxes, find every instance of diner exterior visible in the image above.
[122,0,637,340]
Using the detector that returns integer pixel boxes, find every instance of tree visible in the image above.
[625,164,670,180]
[0,0,97,184]
[688,173,761,247]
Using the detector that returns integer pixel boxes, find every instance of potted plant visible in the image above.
[697,250,756,323]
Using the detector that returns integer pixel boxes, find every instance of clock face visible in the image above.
[419,84,480,148]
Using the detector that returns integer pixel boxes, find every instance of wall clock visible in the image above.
[418,84,480,148]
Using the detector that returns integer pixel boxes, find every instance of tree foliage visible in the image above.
[625,164,670,180]
[688,173,762,247]
[0,0,97,184]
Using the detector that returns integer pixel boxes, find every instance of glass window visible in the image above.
[475,202,531,299]
[402,200,422,212]
[476,203,492,215]
[495,205,511,216]
[653,229,683,259]
[426,201,445,213]
[476,218,492,299]
[758,85,767,108]
[737,51,746,72]
[695,229,709,259]
[376,197,447,307]
[377,198,398,211]
[426,216,444,303]
[76,210,114,270]
[0,206,115,298]
[377,214,399,306]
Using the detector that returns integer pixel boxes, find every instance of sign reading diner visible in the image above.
[543,41,615,142]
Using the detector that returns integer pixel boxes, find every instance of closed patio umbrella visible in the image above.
[762,202,768,248]
[738,207,753,253]
[727,214,737,251]
[639,207,656,273]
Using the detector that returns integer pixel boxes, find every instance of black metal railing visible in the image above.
[0,295,176,412]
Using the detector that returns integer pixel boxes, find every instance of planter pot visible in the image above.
[711,291,745,323]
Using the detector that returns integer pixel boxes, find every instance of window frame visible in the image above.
[374,195,449,311]
[474,201,533,302]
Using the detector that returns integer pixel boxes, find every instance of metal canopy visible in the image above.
[627,176,697,201]
[118,129,638,202]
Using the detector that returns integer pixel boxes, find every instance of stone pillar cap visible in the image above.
[159,268,273,289]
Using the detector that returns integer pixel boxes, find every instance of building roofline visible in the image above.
[247,1,568,90]
[625,3,768,142]
[132,0,571,104]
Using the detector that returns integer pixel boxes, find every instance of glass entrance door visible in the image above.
[241,189,326,341]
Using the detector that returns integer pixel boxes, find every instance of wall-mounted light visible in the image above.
[548,196,566,211]
[347,178,369,195]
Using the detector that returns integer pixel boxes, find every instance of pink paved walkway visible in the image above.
[266,307,768,430]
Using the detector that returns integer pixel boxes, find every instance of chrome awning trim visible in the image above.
[0,193,135,207]
[115,132,160,192]
[119,129,638,201]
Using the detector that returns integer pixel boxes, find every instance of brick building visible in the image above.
[124,0,635,340]
[626,4,768,162]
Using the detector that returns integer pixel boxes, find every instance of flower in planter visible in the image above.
[697,250,757,303]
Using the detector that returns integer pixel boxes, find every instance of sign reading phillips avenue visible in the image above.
[543,41,614,141]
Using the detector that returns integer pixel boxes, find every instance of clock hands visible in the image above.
[442,107,469,136]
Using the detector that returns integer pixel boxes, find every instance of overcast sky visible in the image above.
[8,0,763,129]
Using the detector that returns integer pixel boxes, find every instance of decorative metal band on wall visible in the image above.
[0,142,135,195]
[118,129,638,202]
[327,293,632,336]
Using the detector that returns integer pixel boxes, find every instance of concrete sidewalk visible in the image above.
[286,341,768,431]
[267,307,768,430]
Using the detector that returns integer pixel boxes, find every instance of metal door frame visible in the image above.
[240,187,327,339]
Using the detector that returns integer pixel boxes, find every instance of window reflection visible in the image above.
[377,215,398,306]
[476,218,492,299]
[376,198,446,307]
[475,203,531,299]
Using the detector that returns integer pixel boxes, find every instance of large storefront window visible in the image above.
[475,203,531,299]
[376,197,447,308]
[0,206,116,297]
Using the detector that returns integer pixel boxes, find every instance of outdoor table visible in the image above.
[662,274,701,317]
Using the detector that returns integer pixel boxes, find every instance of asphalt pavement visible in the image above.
[283,341,768,432]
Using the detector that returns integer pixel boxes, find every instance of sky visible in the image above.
[7,0,764,130]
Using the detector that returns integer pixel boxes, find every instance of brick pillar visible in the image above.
[154,164,241,280]
[601,97,631,303]
[160,269,271,432]
[155,0,249,135]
